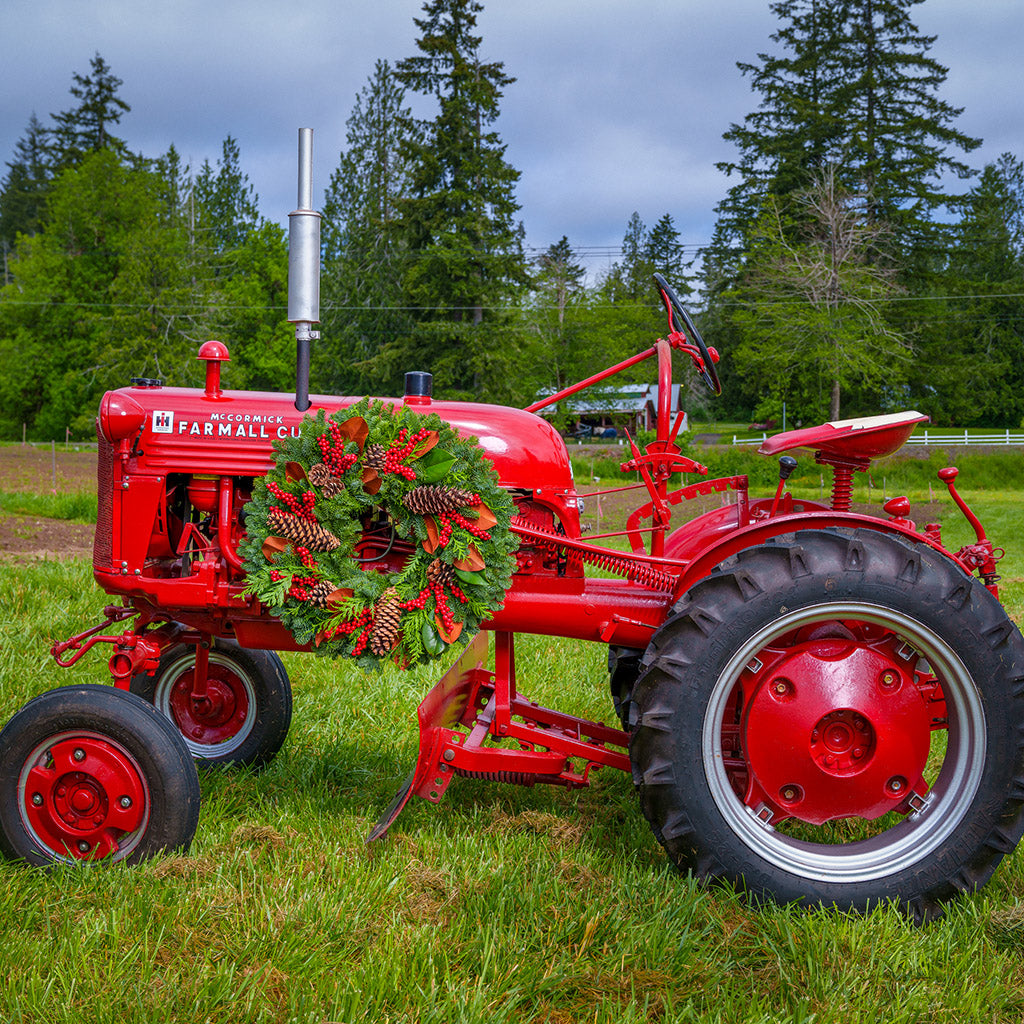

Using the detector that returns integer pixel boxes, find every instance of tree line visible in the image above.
[1,0,1021,440]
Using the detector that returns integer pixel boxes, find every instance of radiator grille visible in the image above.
[94,427,113,568]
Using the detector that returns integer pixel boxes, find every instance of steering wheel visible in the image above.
[653,272,721,396]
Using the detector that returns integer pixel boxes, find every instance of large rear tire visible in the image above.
[131,640,291,770]
[630,528,1024,920]
[0,685,200,866]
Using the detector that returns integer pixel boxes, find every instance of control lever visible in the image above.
[769,455,798,517]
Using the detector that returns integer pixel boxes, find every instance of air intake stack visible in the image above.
[288,127,321,412]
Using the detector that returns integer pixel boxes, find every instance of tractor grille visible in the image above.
[94,428,113,568]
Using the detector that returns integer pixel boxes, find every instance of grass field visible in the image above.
[0,477,1023,1022]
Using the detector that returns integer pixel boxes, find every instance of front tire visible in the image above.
[0,685,200,866]
[131,640,292,770]
[630,528,1024,920]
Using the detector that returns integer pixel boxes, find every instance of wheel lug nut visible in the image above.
[887,776,906,794]
[73,748,86,762]
[31,793,43,806]
[119,796,132,809]
[77,841,90,854]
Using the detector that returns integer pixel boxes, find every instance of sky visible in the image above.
[2,0,1022,282]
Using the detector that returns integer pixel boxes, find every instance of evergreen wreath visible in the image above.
[239,399,518,670]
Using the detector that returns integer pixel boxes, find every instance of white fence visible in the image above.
[903,429,1024,446]
[732,429,1024,447]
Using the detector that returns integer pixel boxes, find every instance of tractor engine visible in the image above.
[93,350,591,650]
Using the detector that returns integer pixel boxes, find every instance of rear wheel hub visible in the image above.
[741,638,933,823]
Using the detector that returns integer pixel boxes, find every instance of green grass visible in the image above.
[1,479,1024,1022]
[0,489,98,523]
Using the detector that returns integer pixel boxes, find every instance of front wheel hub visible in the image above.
[741,639,932,823]
[168,667,249,746]
[24,737,146,859]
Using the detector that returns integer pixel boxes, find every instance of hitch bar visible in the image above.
[50,605,140,667]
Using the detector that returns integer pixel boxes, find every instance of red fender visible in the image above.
[667,509,969,605]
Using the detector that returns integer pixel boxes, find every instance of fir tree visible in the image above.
[394,0,530,399]
[192,135,260,253]
[319,61,417,395]
[0,114,51,254]
[49,53,132,170]
[710,0,979,264]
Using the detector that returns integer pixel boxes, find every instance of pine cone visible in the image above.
[308,580,336,608]
[368,588,402,656]
[267,509,341,552]
[403,484,476,516]
[307,462,344,497]
[426,558,455,589]
[363,443,387,471]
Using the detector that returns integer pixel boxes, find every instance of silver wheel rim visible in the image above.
[156,651,258,759]
[702,602,986,883]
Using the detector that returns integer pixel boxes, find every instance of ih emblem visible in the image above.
[152,410,174,433]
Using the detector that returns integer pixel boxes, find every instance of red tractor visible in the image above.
[2,132,1022,922]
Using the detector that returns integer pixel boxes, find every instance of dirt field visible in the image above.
[0,444,96,561]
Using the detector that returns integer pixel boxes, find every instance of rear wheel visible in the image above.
[131,640,291,769]
[630,528,1024,920]
[609,645,643,728]
[0,685,199,866]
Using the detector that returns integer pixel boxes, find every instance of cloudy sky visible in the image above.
[2,0,1021,280]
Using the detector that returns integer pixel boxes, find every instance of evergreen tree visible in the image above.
[909,155,1024,425]
[710,0,979,268]
[646,214,690,291]
[602,212,691,306]
[192,135,260,253]
[394,0,530,400]
[0,115,51,254]
[319,60,417,395]
[49,52,132,170]
[841,0,980,229]
[525,236,587,398]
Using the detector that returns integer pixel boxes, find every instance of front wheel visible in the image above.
[0,685,200,866]
[131,640,292,769]
[630,528,1024,920]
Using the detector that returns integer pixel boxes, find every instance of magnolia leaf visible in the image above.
[422,516,441,553]
[468,503,497,530]
[435,616,463,644]
[454,568,484,586]
[421,620,445,656]
[407,430,440,462]
[336,415,369,452]
[285,462,308,484]
[326,587,353,608]
[362,467,381,495]
[455,544,485,572]
[262,536,290,561]
[414,450,456,485]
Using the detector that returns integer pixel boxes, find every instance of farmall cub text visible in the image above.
[2,131,1023,922]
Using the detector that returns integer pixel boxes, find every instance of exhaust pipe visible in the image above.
[288,127,321,412]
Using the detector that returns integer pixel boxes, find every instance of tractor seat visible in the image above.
[758,411,929,461]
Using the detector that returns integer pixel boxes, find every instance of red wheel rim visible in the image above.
[20,734,148,861]
[724,621,945,827]
[166,663,252,748]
